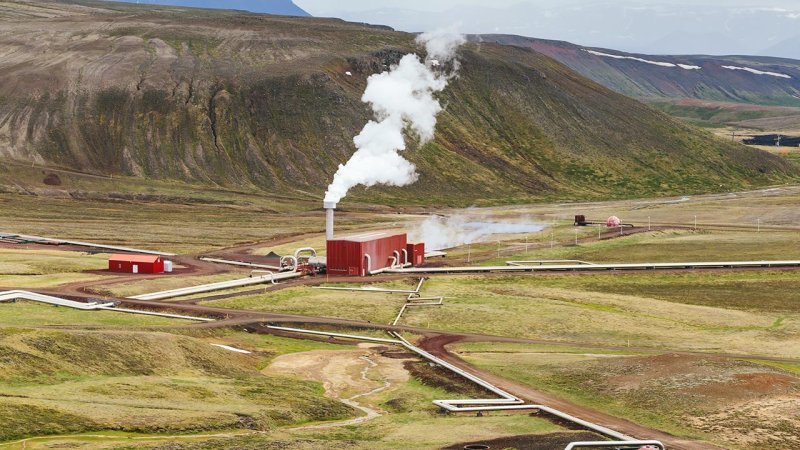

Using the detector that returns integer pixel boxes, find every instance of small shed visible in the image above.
[108,254,164,274]
[406,242,425,266]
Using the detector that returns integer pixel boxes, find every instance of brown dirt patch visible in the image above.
[441,431,606,450]
[263,346,411,400]
[42,173,61,186]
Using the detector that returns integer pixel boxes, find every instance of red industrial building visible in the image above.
[108,254,164,274]
[326,232,408,276]
[406,242,425,266]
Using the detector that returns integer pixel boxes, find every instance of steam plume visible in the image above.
[323,28,465,204]
[410,215,546,251]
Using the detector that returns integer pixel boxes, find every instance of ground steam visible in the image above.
[323,29,465,204]
[410,215,546,250]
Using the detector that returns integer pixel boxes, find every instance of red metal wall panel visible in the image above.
[326,233,407,276]
[363,234,407,273]
[407,243,425,266]
[326,240,364,276]
[108,256,164,274]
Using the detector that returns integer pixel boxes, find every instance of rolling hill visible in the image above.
[107,0,309,16]
[0,0,795,206]
[479,35,800,107]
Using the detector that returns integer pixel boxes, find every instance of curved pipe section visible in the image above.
[293,247,317,260]
[281,255,298,272]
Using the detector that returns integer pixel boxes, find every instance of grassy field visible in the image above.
[476,229,800,265]
[0,324,355,443]
[0,302,191,327]
[0,286,573,449]
[201,284,412,324]
[394,275,799,359]
[93,273,247,298]
[452,341,800,449]
[0,248,112,289]
[3,184,800,447]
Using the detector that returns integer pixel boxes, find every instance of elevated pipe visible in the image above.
[294,247,317,260]
[0,290,210,321]
[564,441,664,450]
[129,270,303,300]
[0,290,114,310]
[387,259,800,274]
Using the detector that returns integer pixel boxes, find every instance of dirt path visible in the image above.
[418,334,724,450]
[264,346,410,430]
[297,355,391,429]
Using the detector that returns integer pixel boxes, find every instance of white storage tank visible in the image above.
[164,260,173,273]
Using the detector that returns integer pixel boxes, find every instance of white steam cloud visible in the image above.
[323,28,465,204]
[410,215,546,251]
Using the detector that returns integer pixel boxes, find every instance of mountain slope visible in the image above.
[0,0,794,205]
[479,35,800,107]
[108,0,310,16]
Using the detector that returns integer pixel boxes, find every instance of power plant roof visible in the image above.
[332,231,406,243]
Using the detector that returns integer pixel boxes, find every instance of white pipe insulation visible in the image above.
[294,247,317,260]
[0,290,211,321]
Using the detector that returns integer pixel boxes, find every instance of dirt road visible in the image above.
[417,334,725,450]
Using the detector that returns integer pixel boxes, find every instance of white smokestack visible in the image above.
[323,27,465,205]
[324,200,336,240]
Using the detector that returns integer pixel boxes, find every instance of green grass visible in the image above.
[0,248,112,288]
[479,229,800,265]
[0,272,111,289]
[531,270,800,313]
[0,327,356,442]
[396,276,799,359]
[94,273,247,298]
[0,249,109,275]
[0,301,190,327]
[200,285,408,324]
[452,342,800,449]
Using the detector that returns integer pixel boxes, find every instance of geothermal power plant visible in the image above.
[323,201,425,276]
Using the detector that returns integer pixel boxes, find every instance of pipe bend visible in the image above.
[294,247,317,260]
[280,255,298,272]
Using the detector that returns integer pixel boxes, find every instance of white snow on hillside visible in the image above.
[721,65,791,79]
[584,49,701,70]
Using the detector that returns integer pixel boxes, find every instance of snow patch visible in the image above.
[721,65,791,79]
[211,344,252,354]
[584,50,700,70]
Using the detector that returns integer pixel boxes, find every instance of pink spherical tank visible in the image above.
[606,216,621,227]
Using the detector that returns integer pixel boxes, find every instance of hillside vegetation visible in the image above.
[0,0,795,205]
[0,327,354,441]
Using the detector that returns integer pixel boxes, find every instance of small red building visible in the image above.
[406,242,425,266]
[108,254,164,274]
[326,232,408,276]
